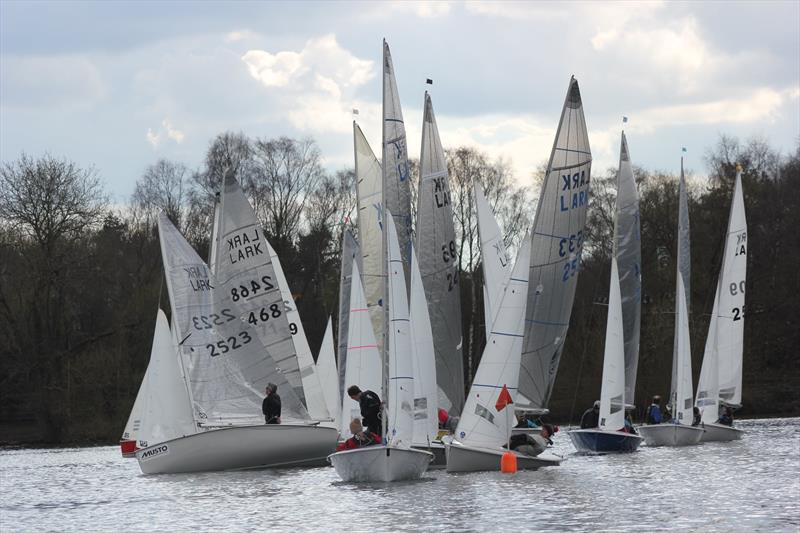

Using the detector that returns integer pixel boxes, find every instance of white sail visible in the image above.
[136,309,196,446]
[598,260,626,431]
[521,77,592,411]
[417,92,464,413]
[382,40,413,289]
[409,244,438,445]
[317,316,340,427]
[697,169,747,421]
[671,158,691,411]
[267,240,329,421]
[385,212,415,448]
[674,272,694,425]
[214,174,307,408]
[157,213,308,425]
[354,122,385,356]
[455,237,531,450]
[208,193,221,274]
[340,260,383,438]
[476,184,512,340]
[121,355,151,446]
[337,230,360,400]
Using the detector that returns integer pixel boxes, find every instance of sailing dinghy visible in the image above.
[328,214,433,482]
[695,166,747,442]
[446,237,560,472]
[638,161,703,446]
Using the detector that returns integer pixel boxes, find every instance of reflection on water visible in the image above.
[1,418,798,531]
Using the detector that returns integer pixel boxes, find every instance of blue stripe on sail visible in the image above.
[509,277,528,283]
[491,331,524,338]
[525,318,569,326]
[390,376,413,380]
[385,118,404,123]
[472,384,518,389]
[391,318,410,322]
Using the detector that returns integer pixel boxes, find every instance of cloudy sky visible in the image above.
[2,1,798,202]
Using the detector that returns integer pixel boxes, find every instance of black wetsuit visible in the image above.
[262,392,281,424]
[359,390,383,436]
[580,407,599,429]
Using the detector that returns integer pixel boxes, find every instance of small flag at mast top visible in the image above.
[352,108,359,116]
[426,78,433,85]
[682,147,687,153]
[495,384,513,412]
[622,116,628,123]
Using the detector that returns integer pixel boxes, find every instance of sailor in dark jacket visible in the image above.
[580,400,600,429]
[262,383,281,424]
[347,385,383,436]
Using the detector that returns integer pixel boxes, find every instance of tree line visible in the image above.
[0,132,797,445]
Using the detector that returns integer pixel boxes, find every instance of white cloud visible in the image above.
[242,34,375,133]
[464,1,568,21]
[359,1,452,20]
[146,119,185,148]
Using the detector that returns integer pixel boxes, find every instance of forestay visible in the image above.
[267,240,329,420]
[317,317,341,427]
[696,170,747,422]
[337,229,360,399]
[354,122,385,356]
[340,260,383,438]
[157,214,307,425]
[382,40,413,288]
[214,175,307,408]
[673,273,695,424]
[520,77,592,411]
[476,184,511,340]
[409,244,438,445]
[386,213,415,448]
[417,92,464,414]
[599,260,625,431]
[455,237,531,450]
[614,132,642,407]
[670,159,692,412]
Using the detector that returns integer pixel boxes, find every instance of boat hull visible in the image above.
[444,441,560,473]
[327,446,433,482]
[568,429,644,454]
[638,423,704,447]
[135,424,338,475]
[412,440,446,468]
[700,422,744,442]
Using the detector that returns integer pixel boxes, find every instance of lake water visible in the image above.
[1,417,798,532]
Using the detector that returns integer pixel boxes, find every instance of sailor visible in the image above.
[336,419,382,451]
[347,385,383,436]
[438,408,460,432]
[262,383,281,424]
[718,406,734,426]
[580,400,600,428]
[645,395,663,424]
[692,406,702,426]
[507,424,556,457]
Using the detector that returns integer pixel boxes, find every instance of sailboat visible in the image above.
[568,132,644,453]
[519,76,592,415]
[417,91,465,415]
[134,213,337,474]
[317,317,341,430]
[446,237,560,472]
[120,309,195,457]
[568,260,644,453]
[328,213,433,482]
[695,165,747,442]
[336,229,360,400]
[476,184,511,343]
[638,159,704,446]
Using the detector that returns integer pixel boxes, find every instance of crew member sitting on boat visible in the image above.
[347,385,383,436]
[438,408,459,432]
[645,395,663,424]
[692,406,702,426]
[515,412,541,429]
[336,419,382,451]
[506,424,556,457]
[718,406,734,426]
[623,412,637,434]
[262,382,281,424]
[580,400,600,428]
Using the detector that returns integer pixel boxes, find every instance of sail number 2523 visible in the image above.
[207,331,252,357]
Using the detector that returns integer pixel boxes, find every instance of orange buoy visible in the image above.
[500,451,517,473]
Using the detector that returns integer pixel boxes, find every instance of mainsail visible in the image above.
[696,169,747,422]
[598,259,625,431]
[382,39,413,288]
[354,122,385,356]
[157,214,308,424]
[671,159,691,411]
[476,184,511,340]
[614,132,642,407]
[417,92,464,413]
[673,273,694,424]
[337,229,360,400]
[409,244,438,446]
[520,77,592,411]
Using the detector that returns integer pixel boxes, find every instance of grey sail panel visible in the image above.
[157,214,307,425]
[671,160,691,408]
[614,132,642,407]
[520,77,592,411]
[416,92,465,413]
[382,40,412,290]
[214,175,308,412]
[337,229,360,399]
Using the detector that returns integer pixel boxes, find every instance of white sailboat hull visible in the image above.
[136,424,338,475]
[327,446,433,482]
[444,440,560,473]
[412,440,447,468]
[700,423,744,442]
[638,423,704,447]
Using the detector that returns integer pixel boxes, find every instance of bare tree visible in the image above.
[131,159,189,230]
